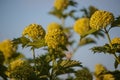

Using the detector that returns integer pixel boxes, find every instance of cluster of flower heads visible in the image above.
[103,74,115,80]
[73,18,90,35]
[45,22,67,49]
[22,24,45,40]
[0,39,16,59]
[10,59,25,70]
[94,64,107,76]
[111,37,120,44]
[90,10,114,30]
[47,22,62,31]
[54,0,69,11]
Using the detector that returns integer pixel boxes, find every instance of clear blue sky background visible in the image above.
[0,0,120,71]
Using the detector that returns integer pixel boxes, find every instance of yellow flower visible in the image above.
[94,64,107,76]
[73,18,90,35]
[47,22,62,32]
[22,24,45,40]
[10,59,25,70]
[54,0,69,11]
[90,10,114,30]
[103,74,115,80]
[45,29,67,49]
[111,37,120,44]
[0,39,16,59]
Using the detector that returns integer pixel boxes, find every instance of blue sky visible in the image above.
[0,0,120,71]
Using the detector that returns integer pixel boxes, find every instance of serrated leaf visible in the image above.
[59,45,68,51]
[56,68,75,75]
[60,60,82,68]
[27,39,46,48]
[49,8,66,19]
[92,30,104,38]
[69,0,78,7]
[81,28,97,38]
[111,16,120,27]
[80,8,89,17]
[89,6,98,17]
[13,36,30,48]
[79,37,96,46]
[91,44,111,54]
[114,55,120,69]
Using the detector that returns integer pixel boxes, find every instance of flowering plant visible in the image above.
[0,0,120,80]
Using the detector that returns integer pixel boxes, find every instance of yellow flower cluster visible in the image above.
[45,23,67,49]
[94,64,107,76]
[54,0,69,11]
[47,22,62,32]
[22,24,45,40]
[90,10,114,30]
[10,59,25,70]
[73,18,90,35]
[103,74,115,80]
[111,37,120,44]
[0,39,16,59]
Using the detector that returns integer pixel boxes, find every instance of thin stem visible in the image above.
[104,28,120,64]
[104,28,112,47]
[32,48,37,72]
[49,49,57,80]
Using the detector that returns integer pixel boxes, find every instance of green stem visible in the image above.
[104,28,120,64]
[49,49,57,80]
[32,48,37,72]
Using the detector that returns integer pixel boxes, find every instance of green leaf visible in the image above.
[80,8,89,17]
[60,60,82,68]
[13,36,30,48]
[91,44,112,54]
[59,45,68,51]
[79,37,96,46]
[81,28,97,38]
[111,16,120,27]
[49,8,66,19]
[92,30,104,38]
[69,0,78,7]
[89,6,98,17]
[27,39,46,49]
[0,64,7,80]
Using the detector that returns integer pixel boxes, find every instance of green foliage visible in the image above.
[91,44,120,54]
[59,60,82,68]
[79,37,96,46]
[1,0,120,80]
[0,64,7,80]
[13,36,46,49]
[27,39,46,49]
[35,55,51,79]
[74,67,93,80]
[111,15,120,27]
[0,51,5,64]
[114,55,120,69]
[80,6,98,18]
[13,36,30,48]
[10,62,38,80]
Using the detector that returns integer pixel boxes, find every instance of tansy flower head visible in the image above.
[0,39,16,59]
[90,10,114,30]
[103,74,115,80]
[45,29,67,49]
[22,24,45,40]
[94,64,107,76]
[111,37,120,44]
[10,59,25,70]
[73,18,90,35]
[47,22,62,32]
[54,0,69,11]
